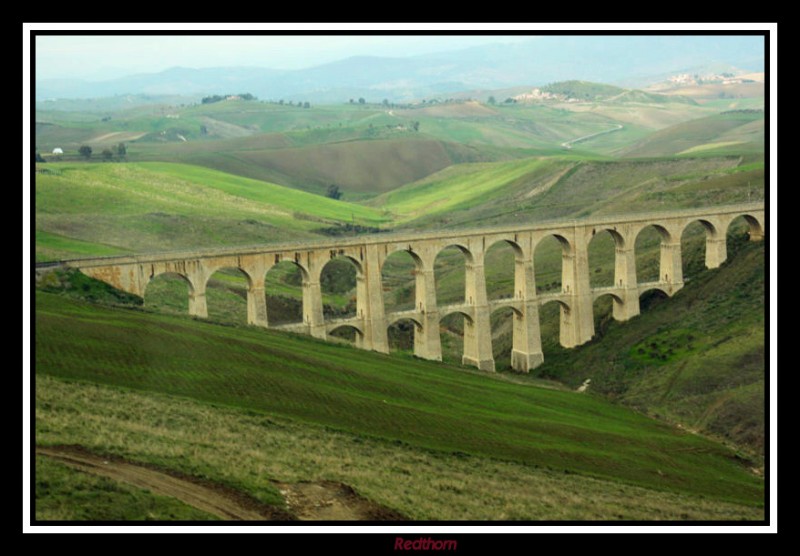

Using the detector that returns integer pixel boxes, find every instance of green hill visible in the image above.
[620,111,765,158]
[34,161,388,261]
[35,288,762,509]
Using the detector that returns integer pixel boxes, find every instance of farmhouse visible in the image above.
[52,148,63,155]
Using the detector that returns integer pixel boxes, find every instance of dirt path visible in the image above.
[36,446,404,521]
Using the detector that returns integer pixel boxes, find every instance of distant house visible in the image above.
[52,148,63,155]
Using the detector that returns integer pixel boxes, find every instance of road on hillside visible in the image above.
[561,124,624,150]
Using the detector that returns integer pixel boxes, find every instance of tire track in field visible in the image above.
[36,445,290,521]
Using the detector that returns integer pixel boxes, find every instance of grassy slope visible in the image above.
[390,156,762,231]
[535,238,765,454]
[34,161,388,260]
[35,291,762,506]
[35,375,762,520]
[620,111,765,158]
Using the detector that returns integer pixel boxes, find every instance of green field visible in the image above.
[35,289,763,508]
[34,161,389,260]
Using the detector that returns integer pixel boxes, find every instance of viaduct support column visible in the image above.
[511,253,544,372]
[187,265,208,319]
[247,284,268,327]
[613,241,640,321]
[462,253,495,372]
[414,266,442,362]
[705,236,727,269]
[560,231,595,348]
[360,245,389,353]
[660,240,684,295]
[304,256,326,340]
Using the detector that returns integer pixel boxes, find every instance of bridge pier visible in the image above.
[560,230,595,348]
[247,285,268,327]
[303,277,326,340]
[360,245,389,353]
[660,240,684,295]
[462,255,495,372]
[414,267,442,362]
[705,237,727,269]
[510,253,543,372]
[613,244,640,321]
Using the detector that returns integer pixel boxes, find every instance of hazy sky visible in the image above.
[36,35,536,81]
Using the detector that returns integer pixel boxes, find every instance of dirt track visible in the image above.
[36,446,404,521]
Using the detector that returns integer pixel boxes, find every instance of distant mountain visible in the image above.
[36,36,764,102]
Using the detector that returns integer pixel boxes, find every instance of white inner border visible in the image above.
[22,21,777,535]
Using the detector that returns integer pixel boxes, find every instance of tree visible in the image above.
[303,101,310,109]
[488,95,496,105]
[101,148,114,161]
[382,99,389,107]
[35,151,46,163]
[117,142,127,156]
[78,145,92,159]
[358,97,366,105]
[326,184,343,200]
[411,121,420,132]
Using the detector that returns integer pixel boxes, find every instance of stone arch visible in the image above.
[588,229,624,288]
[319,255,361,321]
[639,286,671,299]
[681,219,721,277]
[327,324,364,345]
[434,242,475,264]
[381,248,424,314]
[592,291,624,305]
[634,224,673,283]
[142,271,196,316]
[434,244,474,306]
[142,270,194,297]
[386,317,422,353]
[204,266,252,324]
[439,307,475,323]
[485,239,524,301]
[533,233,574,295]
[264,260,309,325]
[203,264,255,291]
[488,305,522,367]
[726,213,764,241]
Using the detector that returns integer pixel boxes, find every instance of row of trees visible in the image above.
[76,143,127,161]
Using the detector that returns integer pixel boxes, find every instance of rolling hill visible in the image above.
[620,110,765,158]
[34,161,389,261]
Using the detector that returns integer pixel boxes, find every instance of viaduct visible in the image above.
[65,203,765,372]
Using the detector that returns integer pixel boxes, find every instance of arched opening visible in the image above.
[320,257,359,321]
[588,229,622,288]
[533,234,572,295]
[727,214,764,256]
[485,241,520,301]
[489,306,518,369]
[387,318,420,354]
[381,250,422,314]
[681,220,717,280]
[439,311,471,365]
[205,267,251,324]
[538,299,571,352]
[434,245,471,306]
[142,272,193,315]
[265,261,306,325]
[328,325,362,346]
[592,293,621,339]
[634,225,671,283]
[639,288,669,313]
